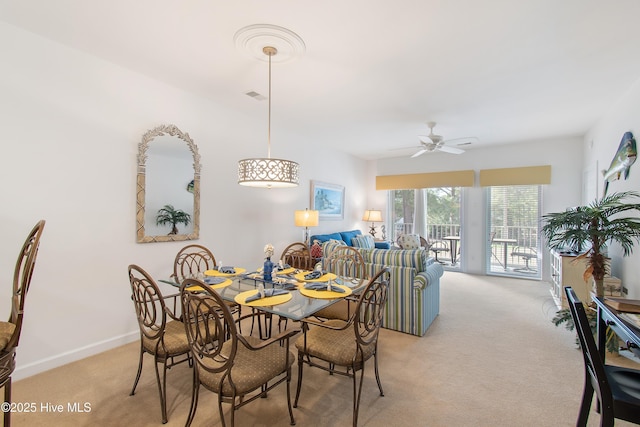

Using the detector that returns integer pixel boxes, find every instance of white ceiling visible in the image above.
[2,0,640,160]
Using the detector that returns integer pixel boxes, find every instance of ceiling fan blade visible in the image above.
[411,148,428,158]
[389,145,423,151]
[441,136,479,145]
[437,145,465,154]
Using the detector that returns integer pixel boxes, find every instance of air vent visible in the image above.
[245,91,266,101]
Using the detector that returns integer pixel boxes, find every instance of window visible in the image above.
[426,187,461,240]
[388,189,415,242]
[486,185,541,278]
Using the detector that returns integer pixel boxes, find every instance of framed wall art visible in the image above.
[311,180,344,220]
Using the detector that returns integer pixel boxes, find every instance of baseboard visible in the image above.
[13,331,139,381]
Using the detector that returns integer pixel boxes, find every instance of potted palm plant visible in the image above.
[155,204,191,235]
[541,191,640,351]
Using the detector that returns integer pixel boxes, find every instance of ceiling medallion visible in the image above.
[234,24,306,63]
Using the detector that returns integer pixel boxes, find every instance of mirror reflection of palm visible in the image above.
[155,204,191,235]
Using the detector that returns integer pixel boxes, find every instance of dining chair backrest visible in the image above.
[0,219,45,427]
[280,242,314,270]
[7,219,46,350]
[352,268,390,345]
[180,279,237,381]
[324,245,367,279]
[173,244,217,282]
[565,287,613,420]
[129,264,171,348]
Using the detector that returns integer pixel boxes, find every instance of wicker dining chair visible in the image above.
[128,264,191,424]
[0,220,45,427]
[280,242,315,271]
[294,268,390,427]
[180,279,298,427]
[313,245,369,321]
[172,244,218,280]
[172,244,240,318]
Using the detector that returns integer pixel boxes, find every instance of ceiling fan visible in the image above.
[410,122,477,158]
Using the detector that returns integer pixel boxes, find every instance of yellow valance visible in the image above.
[479,165,551,186]
[376,170,475,190]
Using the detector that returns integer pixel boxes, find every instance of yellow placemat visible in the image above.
[185,278,232,292]
[293,272,338,283]
[234,290,293,307]
[204,267,246,277]
[299,285,352,299]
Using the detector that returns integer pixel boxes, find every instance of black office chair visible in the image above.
[565,287,640,426]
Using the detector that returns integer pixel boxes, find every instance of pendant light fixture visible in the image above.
[238,46,299,188]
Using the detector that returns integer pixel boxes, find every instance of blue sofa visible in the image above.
[322,240,443,336]
[309,229,391,249]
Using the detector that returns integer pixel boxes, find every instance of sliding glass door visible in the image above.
[486,185,541,278]
[388,188,462,268]
[426,187,462,268]
[389,189,415,242]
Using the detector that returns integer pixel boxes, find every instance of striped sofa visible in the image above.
[322,240,443,336]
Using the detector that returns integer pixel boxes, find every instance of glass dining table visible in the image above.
[216,271,368,322]
[165,268,368,323]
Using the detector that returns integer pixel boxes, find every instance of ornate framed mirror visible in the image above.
[136,124,200,243]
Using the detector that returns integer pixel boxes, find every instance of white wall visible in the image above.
[583,76,640,298]
[0,22,368,380]
[373,137,584,276]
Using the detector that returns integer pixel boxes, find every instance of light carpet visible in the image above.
[10,272,639,426]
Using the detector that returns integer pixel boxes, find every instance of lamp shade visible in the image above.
[362,209,383,223]
[236,44,299,188]
[238,158,299,188]
[294,209,319,227]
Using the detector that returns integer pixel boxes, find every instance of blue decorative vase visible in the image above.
[263,257,274,283]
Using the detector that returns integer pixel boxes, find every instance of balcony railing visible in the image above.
[394,223,537,247]
[393,222,539,273]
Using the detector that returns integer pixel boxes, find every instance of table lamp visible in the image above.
[362,209,383,238]
[294,208,319,245]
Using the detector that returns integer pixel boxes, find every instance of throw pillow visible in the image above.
[352,234,375,249]
[398,234,421,249]
[340,230,362,246]
[310,240,323,258]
